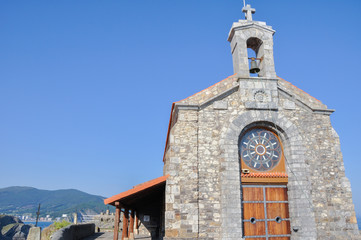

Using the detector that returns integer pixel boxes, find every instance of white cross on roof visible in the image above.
[242,4,256,21]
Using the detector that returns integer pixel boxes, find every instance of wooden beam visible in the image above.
[113,202,120,240]
[122,208,129,240]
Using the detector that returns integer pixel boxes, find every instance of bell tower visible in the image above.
[228,4,277,78]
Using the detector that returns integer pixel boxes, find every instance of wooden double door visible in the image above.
[242,185,291,240]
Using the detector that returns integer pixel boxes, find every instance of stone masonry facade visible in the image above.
[163,75,360,240]
[162,14,360,240]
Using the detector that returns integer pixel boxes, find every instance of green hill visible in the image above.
[0,186,110,218]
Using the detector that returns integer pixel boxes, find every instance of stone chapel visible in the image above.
[104,4,360,240]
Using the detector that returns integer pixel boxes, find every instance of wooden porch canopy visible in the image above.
[104,175,169,240]
[104,174,169,206]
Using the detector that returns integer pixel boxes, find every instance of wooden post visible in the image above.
[129,210,135,239]
[35,204,41,227]
[135,212,139,234]
[113,202,120,240]
[122,209,129,240]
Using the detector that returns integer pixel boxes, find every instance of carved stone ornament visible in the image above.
[254,90,268,103]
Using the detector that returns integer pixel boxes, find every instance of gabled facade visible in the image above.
[106,4,360,240]
[162,5,360,240]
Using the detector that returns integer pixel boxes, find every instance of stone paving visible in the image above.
[81,232,151,240]
[81,232,111,239]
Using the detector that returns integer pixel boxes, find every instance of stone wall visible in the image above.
[93,211,115,230]
[164,110,199,239]
[27,227,40,240]
[51,223,95,240]
[163,75,360,240]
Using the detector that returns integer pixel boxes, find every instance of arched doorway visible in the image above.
[239,127,291,240]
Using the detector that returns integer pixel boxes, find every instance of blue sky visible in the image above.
[1,0,361,215]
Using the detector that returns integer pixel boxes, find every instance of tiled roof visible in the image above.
[241,172,288,178]
[104,175,169,205]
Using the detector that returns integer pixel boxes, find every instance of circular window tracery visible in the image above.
[240,128,282,172]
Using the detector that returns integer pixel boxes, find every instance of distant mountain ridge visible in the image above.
[0,186,109,218]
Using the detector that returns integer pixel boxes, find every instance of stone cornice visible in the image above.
[174,82,334,115]
[228,22,276,42]
[237,77,279,82]
[174,85,239,111]
[278,86,334,115]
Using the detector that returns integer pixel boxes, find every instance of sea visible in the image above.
[24,221,53,229]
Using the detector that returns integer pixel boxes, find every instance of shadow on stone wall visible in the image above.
[51,223,95,240]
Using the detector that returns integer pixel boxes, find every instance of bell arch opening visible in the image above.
[247,37,263,54]
[246,37,264,77]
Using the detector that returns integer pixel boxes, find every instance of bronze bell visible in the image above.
[249,58,260,73]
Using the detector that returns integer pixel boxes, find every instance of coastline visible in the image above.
[24,221,53,229]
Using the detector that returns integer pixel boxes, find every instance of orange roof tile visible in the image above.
[163,103,175,162]
[104,175,169,205]
[241,172,288,178]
